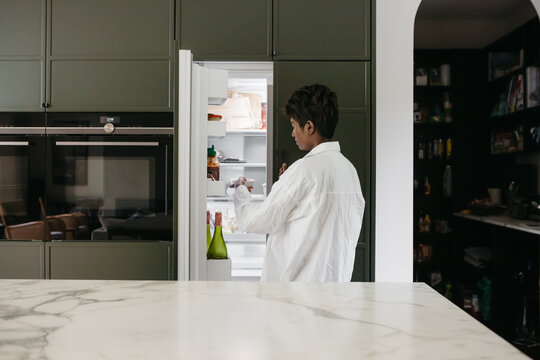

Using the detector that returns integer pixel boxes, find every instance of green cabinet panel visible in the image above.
[180,0,271,60]
[275,62,368,110]
[0,0,43,56]
[0,0,45,111]
[0,241,45,279]
[49,0,172,56]
[46,242,172,280]
[274,61,371,281]
[273,0,370,60]
[49,60,171,111]
[0,61,43,111]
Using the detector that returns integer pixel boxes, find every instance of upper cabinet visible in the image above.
[179,0,272,60]
[273,0,371,60]
[47,0,174,111]
[0,0,174,112]
[0,0,45,111]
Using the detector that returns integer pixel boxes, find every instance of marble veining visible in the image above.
[0,281,530,359]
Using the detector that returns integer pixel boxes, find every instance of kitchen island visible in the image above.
[0,280,529,359]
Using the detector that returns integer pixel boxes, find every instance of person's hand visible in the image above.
[238,176,253,192]
[279,162,287,177]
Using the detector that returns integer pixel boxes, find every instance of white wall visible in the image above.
[375,0,540,282]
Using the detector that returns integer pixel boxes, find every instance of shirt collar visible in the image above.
[304,141,341,158]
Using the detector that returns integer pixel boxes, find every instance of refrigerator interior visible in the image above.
[203,62,273,281]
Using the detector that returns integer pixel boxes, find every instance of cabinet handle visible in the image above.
[41,103,49,108]
[272,50,276,56]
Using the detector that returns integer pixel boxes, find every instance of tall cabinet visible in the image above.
[272,0,372,281]
[181,0,373,280]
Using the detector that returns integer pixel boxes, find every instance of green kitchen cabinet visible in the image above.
[273,0,370,60]
[46,0,174,111]
[46,242,172,280]
[179,0,272,60]
[274,61,371,281]
[0,0,45,111]
[0,0,174,112]
[0,241,45,279]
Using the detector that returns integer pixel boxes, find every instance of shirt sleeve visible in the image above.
[233,166,305,234]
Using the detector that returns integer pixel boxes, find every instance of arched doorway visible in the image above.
[374,0,540,284]
[412,0,540,353]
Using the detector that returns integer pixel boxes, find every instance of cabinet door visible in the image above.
[47,0,174,111]
[46,242,172,280]
[0,0,45,111]
[0,241,45,279]
[274,61,371,281]
[273,0,370,60]
[180,0,272,60]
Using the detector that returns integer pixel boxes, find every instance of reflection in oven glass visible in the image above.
[47,155,172,241]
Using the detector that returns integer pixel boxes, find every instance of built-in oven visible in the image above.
[0,113,46,240]
[44,113,173,242]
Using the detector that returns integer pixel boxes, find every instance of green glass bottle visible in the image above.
[206,211,212,253]
[207,211,228,259]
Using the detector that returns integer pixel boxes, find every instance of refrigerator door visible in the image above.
[177,50,228,280]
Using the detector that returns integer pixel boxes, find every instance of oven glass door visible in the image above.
[46,136,172,241]
[0,136,46,240]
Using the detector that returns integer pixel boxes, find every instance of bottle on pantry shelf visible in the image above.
[433,139,439,158]
[443,92,453,123]
[427,140,433,159]
[435,138,444,159]
[443,165,452,197]
[424,176,431,195]
[207,145,220,181]
[423,214,432,232]
[418,137,425,159]
[207,212,228,259]
[446,138,452,159]
[414,173,419,193]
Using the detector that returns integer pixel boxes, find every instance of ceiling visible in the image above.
[416,0,537,21]
[415,0,539,48]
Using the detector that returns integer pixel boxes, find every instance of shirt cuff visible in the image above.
[233,185,252,208]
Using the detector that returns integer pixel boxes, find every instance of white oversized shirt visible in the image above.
[233,141,365,282]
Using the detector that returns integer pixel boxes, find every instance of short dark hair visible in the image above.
[283,84,339,139]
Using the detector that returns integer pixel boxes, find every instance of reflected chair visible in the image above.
[38,197,66,240]
[4,221,46,240]
[71,212,89,239]
[0,199,48,240]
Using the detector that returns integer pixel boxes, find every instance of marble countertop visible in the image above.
[0,280,529,360]
[454,212,540,236]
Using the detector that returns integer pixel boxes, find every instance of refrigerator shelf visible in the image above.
[207,194,265,201]
[226,129,267,136]
[220,162,266,168]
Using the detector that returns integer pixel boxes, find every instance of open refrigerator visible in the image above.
[177,50,273,281]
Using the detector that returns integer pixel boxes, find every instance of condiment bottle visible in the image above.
[207,145,220,181]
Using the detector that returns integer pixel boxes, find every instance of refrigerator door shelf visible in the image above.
[207,69,228,105]
[207,121,226,138]
[207,179,225,196]
[206,258,232,281]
